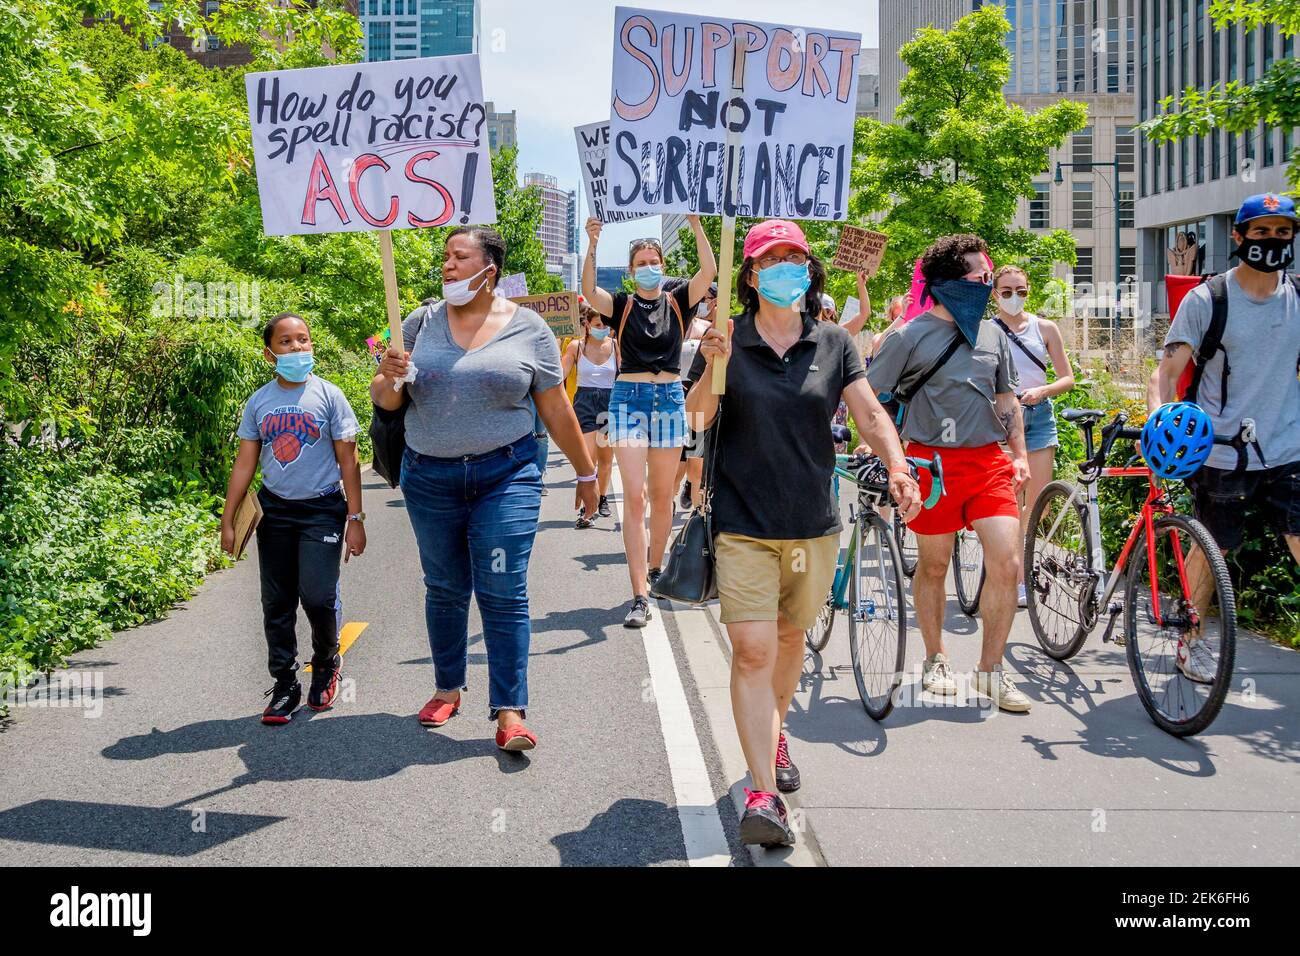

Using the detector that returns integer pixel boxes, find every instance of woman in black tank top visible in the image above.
[581,214,717,627]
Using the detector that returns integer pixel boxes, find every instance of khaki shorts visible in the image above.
[713,532,841,630]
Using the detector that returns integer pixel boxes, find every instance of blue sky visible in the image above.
[478,0,881,266]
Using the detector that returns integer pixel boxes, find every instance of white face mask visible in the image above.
[1000,293,1027,316]
[444,265,493,306]
[697,301,712,318]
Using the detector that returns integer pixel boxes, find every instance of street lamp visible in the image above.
[1056,159,1124,329]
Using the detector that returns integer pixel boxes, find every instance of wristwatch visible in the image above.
[347,512,366,524]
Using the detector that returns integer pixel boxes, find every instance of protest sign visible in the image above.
[607,7,861,222]
[498,272,529,298]
[576,121,652,224]
[510,292,578,338]
[244,55,497,236]
[839,295,860,327]
[832,226,888,275]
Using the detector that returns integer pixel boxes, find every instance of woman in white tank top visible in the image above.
[562,304,619,525]
[992,265,1076,604]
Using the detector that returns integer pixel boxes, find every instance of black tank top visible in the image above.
[610,283,697,375]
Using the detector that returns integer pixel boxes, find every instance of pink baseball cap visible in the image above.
[743,220,810,261]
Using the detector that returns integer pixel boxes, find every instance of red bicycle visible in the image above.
[1024,409,1252,736]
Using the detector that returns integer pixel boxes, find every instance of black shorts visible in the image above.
[573,386,611,435]
[1187,460,1300,551]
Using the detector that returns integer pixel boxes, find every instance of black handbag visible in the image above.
[368,302,432,489]
[651,407,722,605]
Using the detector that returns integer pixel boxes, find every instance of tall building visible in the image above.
[881,1,1138,317]
[485,101,517,153]
[360,0,477,62]
[856,48,881,121]
[1134,2,1293,320]
[525,174,579,289]
[660,213,690,262]
[596,267,630,295]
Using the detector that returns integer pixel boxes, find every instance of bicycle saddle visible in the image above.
[1061,408,1105,423]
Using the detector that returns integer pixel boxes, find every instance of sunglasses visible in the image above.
[995,287,1029,298]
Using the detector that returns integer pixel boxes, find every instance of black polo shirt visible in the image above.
[686,311,867,539]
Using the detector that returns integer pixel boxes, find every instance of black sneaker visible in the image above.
[262,680,302,725]
[598,495,611,518]
[623,596,652,628]
[647,567,662,590]
[540,486,549,496]
[308,655,342,711]
[679,481,692,511]
[739,789,795,847]
[775,732,801,793]
[575,511,596,529]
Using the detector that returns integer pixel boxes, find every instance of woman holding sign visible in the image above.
[581,214,716,629]
[686,220,920,847]
[373,226,598,753]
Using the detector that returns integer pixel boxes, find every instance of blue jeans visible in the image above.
[400,434,542,719]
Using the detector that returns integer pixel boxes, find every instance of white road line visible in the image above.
[608,461,731,867]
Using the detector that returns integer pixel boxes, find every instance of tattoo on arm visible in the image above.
[1164,344,1181,358]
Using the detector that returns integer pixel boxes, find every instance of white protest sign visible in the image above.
[840,295,860,327]
[575,121,652,224]
[497,272,529,297]
[607,7,861,222]
[244,55,497,236]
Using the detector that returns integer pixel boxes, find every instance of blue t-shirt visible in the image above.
[237,375,359,499]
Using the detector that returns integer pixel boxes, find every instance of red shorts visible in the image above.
[906,442,1020,536]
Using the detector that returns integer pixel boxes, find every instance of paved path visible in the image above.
[1,450,1296,866]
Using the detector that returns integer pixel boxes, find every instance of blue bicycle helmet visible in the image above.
[1140,402,1214,479]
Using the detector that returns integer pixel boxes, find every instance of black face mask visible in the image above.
[1231,234,1295,273]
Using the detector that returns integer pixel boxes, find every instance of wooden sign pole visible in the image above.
[711,35,747,396]
[379,230,403,347]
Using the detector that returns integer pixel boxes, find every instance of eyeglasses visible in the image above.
[756,251,809,268]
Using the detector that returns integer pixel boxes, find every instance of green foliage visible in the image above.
[1140,0,1299,192]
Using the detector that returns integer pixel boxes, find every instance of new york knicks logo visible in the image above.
[260,406,321,468]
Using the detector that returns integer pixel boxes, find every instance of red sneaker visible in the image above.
[495,724,537,752]
[418,695,460,727]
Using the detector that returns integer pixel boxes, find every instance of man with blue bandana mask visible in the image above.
[868,234,1032,715]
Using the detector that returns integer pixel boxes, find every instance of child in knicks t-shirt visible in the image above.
[220,312,365,725]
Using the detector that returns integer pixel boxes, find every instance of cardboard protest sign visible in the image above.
[832,226,888,275]
[576,121,652,224]
[607,7,861,222]
[498,272,529,298]
[510,292,578,338]
[244,55,497,236]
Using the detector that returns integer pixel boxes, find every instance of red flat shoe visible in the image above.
[418,695,460,727]
[495,724,537,752]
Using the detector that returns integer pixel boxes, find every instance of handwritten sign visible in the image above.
[244,55,497,236]
[497,272,529,298]
[832,226,888,275]
[607,8,861,221]
[510,292,578,338]
[575,121,651,224]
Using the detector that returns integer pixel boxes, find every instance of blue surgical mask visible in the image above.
[757,262,811,308]
[588,327,610,340]
[275,351,315,383]
[634,265,663,290]
[927,278,994,347]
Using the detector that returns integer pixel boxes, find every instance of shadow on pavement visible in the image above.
[0,800,284,856]
[549,797,688,866]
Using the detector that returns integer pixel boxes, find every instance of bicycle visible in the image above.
[1024,408,1251,736]
[805,452,945,721]
[951,527,985,615]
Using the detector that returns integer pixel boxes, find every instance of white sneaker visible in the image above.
[1017,583,1028,608]
[1177,638,1217,684]
[922,653,957,696]
[971,668,1032,713]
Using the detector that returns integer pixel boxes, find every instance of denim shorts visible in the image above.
[609,380,687,448]
[1022,397,1059,452]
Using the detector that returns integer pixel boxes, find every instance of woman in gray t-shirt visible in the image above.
[372,226,598,753]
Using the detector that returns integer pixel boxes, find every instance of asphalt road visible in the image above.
[1,448,1297,866]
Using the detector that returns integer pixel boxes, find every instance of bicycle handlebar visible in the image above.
[834,453,945,510]
[1067,409,1258,477]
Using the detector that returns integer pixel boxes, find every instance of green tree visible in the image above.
[1140,0,1299,191]
[850,5,1087,310]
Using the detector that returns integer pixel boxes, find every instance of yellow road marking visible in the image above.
[304,622,368,672]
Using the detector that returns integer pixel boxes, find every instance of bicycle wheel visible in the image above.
[848,511,907,721]
[805,592,835,653]
[1124,514,1236,737]
[894,510,919,578]
[951,528,985,616]
[1025,480,1095,660]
